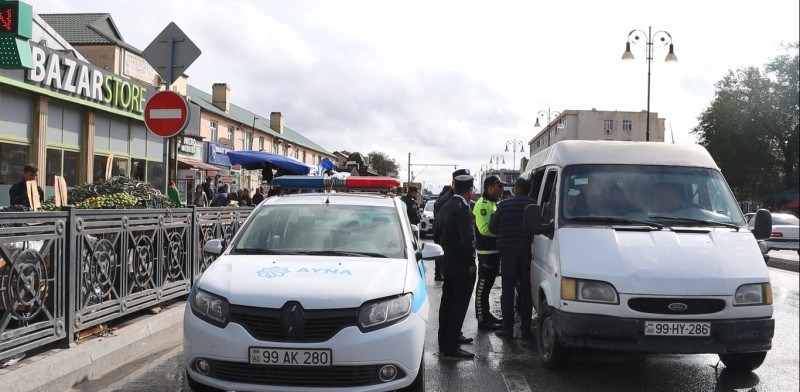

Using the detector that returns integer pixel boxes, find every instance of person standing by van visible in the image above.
[435,174,477,359]
[473,175,506,331]
[489,177,536,339]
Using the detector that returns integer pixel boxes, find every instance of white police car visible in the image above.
[184,176,443,392]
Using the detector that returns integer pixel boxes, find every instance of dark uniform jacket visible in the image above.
[488,194,536,254]
[8,181,44,208]
[402,195,421,224]
[434,194,476,271]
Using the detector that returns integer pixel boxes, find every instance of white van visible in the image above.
[521,141,774,372]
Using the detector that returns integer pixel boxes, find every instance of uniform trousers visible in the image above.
[474,253,500,323]
[438,266,476,352]
[500,252,533,334]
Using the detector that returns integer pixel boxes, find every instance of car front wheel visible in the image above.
[719,352,767,372]
[399,354,425,392]
[186,371,224,392]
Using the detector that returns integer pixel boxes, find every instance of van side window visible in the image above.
[540,170,558,223]
[529,168,546,200]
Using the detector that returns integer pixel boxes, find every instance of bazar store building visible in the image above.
[1,12,335,206]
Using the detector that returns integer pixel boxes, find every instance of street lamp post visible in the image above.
[504,140,525,171]
[534,108,561,128]
[622,26,677,142]
[489,154,505,171]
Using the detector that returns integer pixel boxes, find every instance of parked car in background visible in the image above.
[745,213,771,262]
[419,202,435,238]
[750,212,799,255]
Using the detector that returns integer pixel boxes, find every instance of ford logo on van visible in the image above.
[668,303,688,312]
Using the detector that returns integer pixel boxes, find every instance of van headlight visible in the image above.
[191,288,230,327]
[358,294,412,331]
[561,277,619,304]
[734,283,772,306]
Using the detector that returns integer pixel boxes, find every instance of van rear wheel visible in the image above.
[718,352,767,372]
[536,304,571,369]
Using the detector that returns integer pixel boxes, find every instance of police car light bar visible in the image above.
[271,176,400,190]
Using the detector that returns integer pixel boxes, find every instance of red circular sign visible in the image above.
[144,91,189,138]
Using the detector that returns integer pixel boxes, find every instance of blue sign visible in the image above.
[207,142,233,166]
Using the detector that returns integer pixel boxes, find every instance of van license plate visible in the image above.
[644,321,711,336]
[249,347,332,366]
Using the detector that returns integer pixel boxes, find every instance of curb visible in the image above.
[768,258,799,273]
[0,303,185,392]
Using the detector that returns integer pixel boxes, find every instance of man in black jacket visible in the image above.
[8,164,43,208]
[402,186,421,225]
[433,169,470,281]
[489,177,536,339]
[435,174,477,359]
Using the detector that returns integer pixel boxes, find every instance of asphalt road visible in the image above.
[66,249,799,392]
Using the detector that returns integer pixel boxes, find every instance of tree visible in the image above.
[692,42,799,206]
[367,151,401,177]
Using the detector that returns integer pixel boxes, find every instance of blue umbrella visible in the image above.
[226,151,313,175]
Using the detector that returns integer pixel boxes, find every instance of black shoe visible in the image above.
[495,329,514,339]
[434,275,444,281]
[442,348,475,359]
[478,321,502,331]
[456,334,473,344]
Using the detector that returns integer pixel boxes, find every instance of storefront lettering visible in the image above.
[26,45,147,114]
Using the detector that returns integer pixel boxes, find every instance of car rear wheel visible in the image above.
[718,352,767,372]
[186,371,224,392]
[537,302,571,369]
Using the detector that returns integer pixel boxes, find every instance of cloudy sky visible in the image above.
[34,0,799,192]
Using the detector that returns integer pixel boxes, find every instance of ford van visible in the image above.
[521,141,773,372]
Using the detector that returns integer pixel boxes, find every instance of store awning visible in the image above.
[176,157,221,171]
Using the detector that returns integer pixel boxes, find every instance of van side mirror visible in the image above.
[523,204,554,235]
[751,209,772,240]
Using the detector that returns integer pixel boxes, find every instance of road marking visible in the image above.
[503,373,531,392]
[149,109,182,119]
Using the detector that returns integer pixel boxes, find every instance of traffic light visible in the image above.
[0,1,33,69]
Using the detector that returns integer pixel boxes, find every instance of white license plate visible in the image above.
[249,347,332,366]
[644,321,711,336]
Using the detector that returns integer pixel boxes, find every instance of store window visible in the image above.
[93,155,129,182]
[45,148,80,186]
[46,102,82,146]
[0,90,33,141]
[147,161,164,190]
[0,143,30,206]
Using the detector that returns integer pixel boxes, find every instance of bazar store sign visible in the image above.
[208,141,233,166]
[25,45,148,114]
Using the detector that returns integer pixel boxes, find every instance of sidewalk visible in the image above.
[1,257,796,392]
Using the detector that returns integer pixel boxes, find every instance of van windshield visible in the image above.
[561,164,745,227]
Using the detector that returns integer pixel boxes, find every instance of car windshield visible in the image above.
[424,202,435,213]
[561,164,745,227]
[232,204,406,259]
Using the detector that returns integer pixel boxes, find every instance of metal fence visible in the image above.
[0,206,252,360]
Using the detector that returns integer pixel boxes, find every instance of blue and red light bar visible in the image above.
[271,176,401,190]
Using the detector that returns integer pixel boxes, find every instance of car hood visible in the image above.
[198,255,409,308]
[558,227,770,295]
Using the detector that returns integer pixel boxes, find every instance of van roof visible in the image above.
[525,141,719,172]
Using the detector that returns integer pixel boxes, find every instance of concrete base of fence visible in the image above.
[0,303,185,392]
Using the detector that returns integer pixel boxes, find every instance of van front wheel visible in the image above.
[719,352,767,372]
[537,305,571,369]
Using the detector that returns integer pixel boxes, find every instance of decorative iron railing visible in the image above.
[0,206,253,360]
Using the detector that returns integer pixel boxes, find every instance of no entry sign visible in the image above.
[144,91,189,138]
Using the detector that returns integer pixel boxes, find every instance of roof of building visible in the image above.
[186,85,332,156]
[524,140,718,174]
[38,13,140,53]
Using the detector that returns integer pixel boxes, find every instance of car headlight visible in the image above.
[734,283,772,306]
[358,293,412,331]
[191,288,230,327]
[561,277,619,304]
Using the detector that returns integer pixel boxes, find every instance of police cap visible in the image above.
[452,168,470,178]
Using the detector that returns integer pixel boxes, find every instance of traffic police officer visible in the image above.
[434,173,477,359]
[433,169,470,281]
[473,175,506,330]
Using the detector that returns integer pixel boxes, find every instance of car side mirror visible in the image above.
[523,204,554,236]
[751,209,772,240]
[419,242,444,260]
[204,239,224,256]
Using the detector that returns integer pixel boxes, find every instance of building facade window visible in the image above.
[258,136,265,151]
[46,148,80,187]
[0,143,30,205]
[604,120,614,133]
[623,120,632,131]
[227,126,234,141]
[303,151,307,163]
[244,132,252,150]
[210,121,218,143]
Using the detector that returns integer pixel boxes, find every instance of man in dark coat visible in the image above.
[209,185,230,207]
[202,177,214,202]
[432,168,470,281]
[8,164,43,208]
[488,177,536,339]
[435,174,477,359]
[402,186,421,225]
